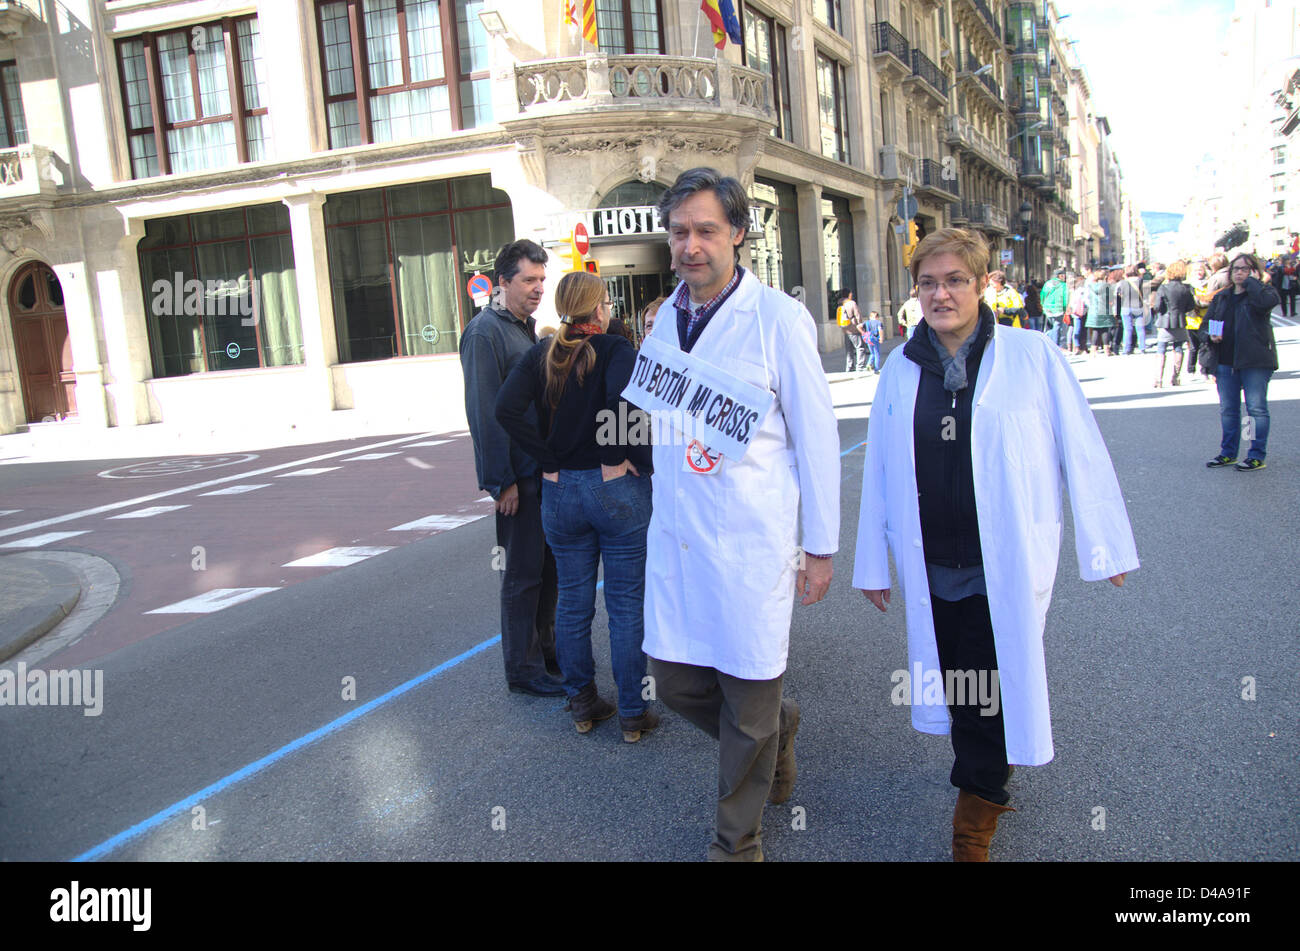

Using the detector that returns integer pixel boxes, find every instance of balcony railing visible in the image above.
[878,144,918,182]
[918,158,959,199]
[945,115,1018,179]
[910,48,948,99]
[515,55,772,122]
[973,0,998,37]
[961,201,1009,233]
[0,144,58,200]
[872,22,910,64]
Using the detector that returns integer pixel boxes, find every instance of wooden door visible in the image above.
[9,262,75,423]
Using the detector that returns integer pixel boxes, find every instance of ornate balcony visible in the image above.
[955,0,1001,48]
[872,22,912,85]
[0,144,59,202]
[916,157,959,203]
[514,55,772,124]
[961,201,1009,235]
[945,115,1018,180]
[958,52,1003,111]
[878,144,918,184]
[906,48,949,106]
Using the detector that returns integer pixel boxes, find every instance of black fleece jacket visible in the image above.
[903,304,996,569]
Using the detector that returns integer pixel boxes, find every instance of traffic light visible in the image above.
[902,220,920,266]
[554,240,584,272]
[584,259,600,276]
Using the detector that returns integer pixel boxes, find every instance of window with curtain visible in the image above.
[742,5,793,143]
[816,53,850,164]
[324,174,515,362]
[1,61,28,148]
[116,17,270,179]
[139,204,304,377]
[594,0,665,53]
[316,0,498,148]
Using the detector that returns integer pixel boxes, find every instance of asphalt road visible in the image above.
[1,324,1297,863]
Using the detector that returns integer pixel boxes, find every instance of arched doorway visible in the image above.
[8,261,75,423]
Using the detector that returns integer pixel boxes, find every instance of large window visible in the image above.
[813,0,844,35]
[324,174,514,362]
[823,194,856,314]
[317,0,495,149]
[742,5,793,143]
[1,61,27,148]
[816,54,850,164]
[748,178,802,296]
[139,204,303,377]
[595,0,665,53]
[117,18,269,178]
[1011,60,1038,112]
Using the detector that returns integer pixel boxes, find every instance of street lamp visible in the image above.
[1019,200,1034,283]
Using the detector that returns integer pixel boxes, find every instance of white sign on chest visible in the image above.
[621,335,774,462]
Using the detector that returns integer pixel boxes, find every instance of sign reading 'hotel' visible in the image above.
[562,205,766,240]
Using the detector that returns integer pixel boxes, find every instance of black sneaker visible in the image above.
[1206,455,1237,468]
[1234,459,1266,471]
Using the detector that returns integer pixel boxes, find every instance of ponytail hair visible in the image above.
[544,271,604,411]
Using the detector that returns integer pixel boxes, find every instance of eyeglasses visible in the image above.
[917,276,977,294]
[1230,265,1253,273]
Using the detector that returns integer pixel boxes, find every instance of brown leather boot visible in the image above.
[952,789,1016,862]
[567,682,615,734]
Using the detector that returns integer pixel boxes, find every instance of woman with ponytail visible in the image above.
[495,271,659,742]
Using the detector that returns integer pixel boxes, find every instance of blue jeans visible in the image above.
[1121,309,1147,353]
[540,469,652,716]
[1216,365,1273,462]
[866,339,881,370]
[1043,315,1066,347]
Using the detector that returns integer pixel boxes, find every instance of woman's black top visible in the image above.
[495,333,654,474]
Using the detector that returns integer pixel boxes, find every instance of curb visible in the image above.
[0,556,83,663]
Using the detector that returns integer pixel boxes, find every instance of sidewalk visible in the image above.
[0,554,81,663]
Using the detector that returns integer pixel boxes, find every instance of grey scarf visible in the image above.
[924,321,980,393]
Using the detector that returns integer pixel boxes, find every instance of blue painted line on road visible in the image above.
[74,436,863,861]
[71,634,502,862]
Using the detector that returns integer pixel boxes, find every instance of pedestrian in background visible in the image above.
[1024,279,1043,332]
[639,295,666,343]
[854,228,1138,862]
[983,270,1024,326]
[1040,267,1070,349]
[1204,253,1280,472]
[495,270,659,740]
[864,309,884,373]
[1282,256,1298,317]
[1117,264,1147,355]
[461,241,563,697]
[898,285,923,339]
[840,290,867,372]
[1153,260,1194,388]
[1068,274,1089,354]
[1086,269,1117,355]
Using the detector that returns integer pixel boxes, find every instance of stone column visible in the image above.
[283,193,339,413]
[795,181,827,336]
[97,216,152,426]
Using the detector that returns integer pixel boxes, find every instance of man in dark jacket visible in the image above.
[460,239,562,695]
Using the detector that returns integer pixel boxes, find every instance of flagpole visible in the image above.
[693,3,702,58]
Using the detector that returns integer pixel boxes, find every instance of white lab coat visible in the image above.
[643,270,840,680]
[852,325,1139,764]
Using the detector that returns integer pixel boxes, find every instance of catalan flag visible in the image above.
[701,0,743,50]
[564,0,577,28]
[582,0,598,46]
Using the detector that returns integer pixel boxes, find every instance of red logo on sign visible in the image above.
[573,223,590,256]
[685,441,720,473]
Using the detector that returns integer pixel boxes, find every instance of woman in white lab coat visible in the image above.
[854,228,1139,861]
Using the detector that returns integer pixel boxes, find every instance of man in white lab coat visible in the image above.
[854,228,1138,861]
[643,168,840,862]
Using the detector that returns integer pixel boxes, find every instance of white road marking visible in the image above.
[275,467,342,478]
[107,505,191,519]
[145,587,280,614]
[0,432,439,541]
[199,484,271,496]
[345,451,401,460]
[283,546,395,568]
[0,510,20,516]
[0,530,91,549]
[405,457,434,470]
[404,440,452,447]
[389,513,489,532]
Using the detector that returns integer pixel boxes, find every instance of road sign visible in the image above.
[467,273,493,299]
[897,193,918,220]
[572,222,590,256]
[999,249,1014,266]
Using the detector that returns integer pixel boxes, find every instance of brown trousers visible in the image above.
[649,657,783,861]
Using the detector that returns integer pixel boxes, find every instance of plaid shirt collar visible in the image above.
[673,266,744,334]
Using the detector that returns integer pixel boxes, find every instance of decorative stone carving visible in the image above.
[548,133,738,157]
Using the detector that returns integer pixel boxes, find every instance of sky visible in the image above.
[1056,0,1236,215]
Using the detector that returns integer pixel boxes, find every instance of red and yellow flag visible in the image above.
[581,0,598,46]
[701,0,726,50]
[564,1,577,27]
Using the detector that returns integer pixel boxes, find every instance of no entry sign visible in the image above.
[572,222,590,256]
